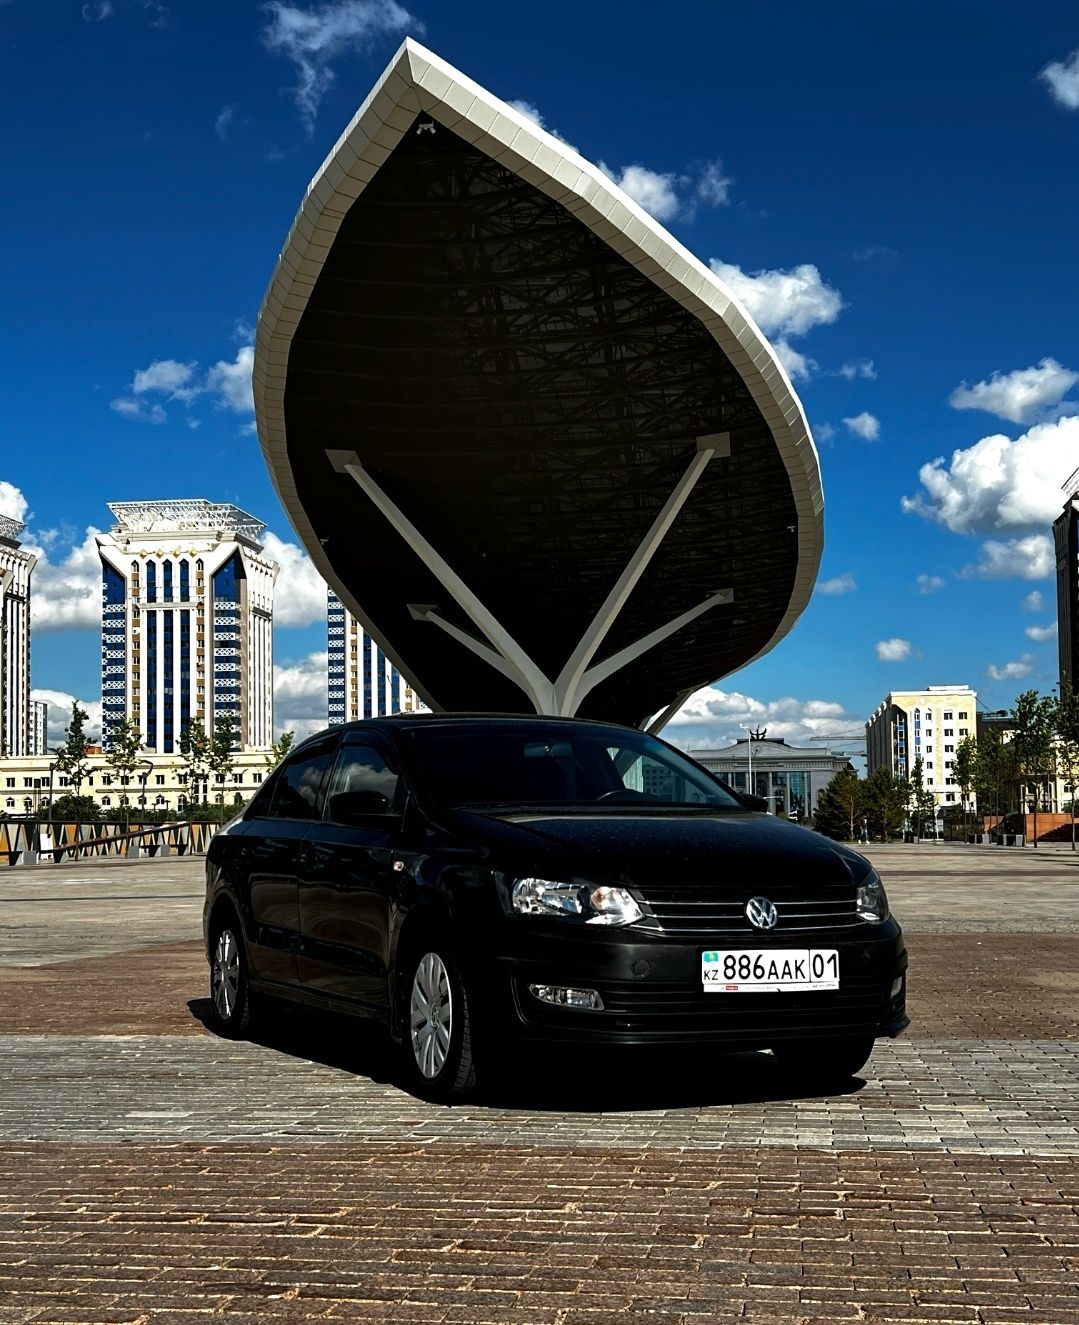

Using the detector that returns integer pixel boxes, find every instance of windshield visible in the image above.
[404,721,742,809]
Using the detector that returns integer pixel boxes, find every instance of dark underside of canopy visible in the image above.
[281,121,800,727]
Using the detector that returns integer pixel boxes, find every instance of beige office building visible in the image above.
[866,685,977,810]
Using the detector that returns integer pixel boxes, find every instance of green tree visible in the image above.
[103,715,144,821]
[813,768,863,840]
[45,793,100,823]
[209,710,239,803]
[1009,689,1058,847]
[1056,682,1079,852]
[863,766,908,841]
[178,717,212,808]
[265,730,294,771]
[954,736,977,837]
[52,702,93,799]
[906,756,937,839]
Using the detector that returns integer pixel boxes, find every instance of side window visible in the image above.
[268,742,337,821]
[325,742,401,821]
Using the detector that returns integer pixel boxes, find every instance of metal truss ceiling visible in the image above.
[284,124,800,728]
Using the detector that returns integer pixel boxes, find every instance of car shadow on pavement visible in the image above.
[188,997,866,1111]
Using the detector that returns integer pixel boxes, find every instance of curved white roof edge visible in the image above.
[254,37,825,711]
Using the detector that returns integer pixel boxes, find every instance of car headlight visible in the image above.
[855,870,889,924]
[511,877,643,927]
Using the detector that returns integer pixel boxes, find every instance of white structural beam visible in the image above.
[407,603,546,696]
[329,451,555,710]
[644,689,696,735]
[573,590,734,709]
[551,433,728,715]
[329,449,734,720]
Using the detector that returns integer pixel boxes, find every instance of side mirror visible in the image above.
[741,793,769,812]
[329,789,395,825]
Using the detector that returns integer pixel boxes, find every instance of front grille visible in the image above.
[634,885,861,935]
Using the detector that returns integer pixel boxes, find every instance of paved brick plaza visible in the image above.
[0,845,1076,1323]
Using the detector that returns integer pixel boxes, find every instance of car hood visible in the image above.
[440,807,866,891]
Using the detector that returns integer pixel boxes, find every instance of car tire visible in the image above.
[402,945,478,1102]
[208,918,255,1038]
[771,1035,875,1081]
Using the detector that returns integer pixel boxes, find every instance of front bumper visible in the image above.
[480,921,908,1048]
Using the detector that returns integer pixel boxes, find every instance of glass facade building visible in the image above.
[96,500,278,753]
[327,590,427,723]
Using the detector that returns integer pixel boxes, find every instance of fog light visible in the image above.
[890,976,904,999]
[529,984,604,1010]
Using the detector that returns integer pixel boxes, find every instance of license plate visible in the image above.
[701,948,839,992]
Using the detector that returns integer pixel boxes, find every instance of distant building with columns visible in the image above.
[690,733,854,820]
[96,500,278,753]
[0,514,36,757]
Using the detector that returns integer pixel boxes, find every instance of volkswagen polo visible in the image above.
[203,715,908,1100]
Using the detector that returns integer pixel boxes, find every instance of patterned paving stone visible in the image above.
[1,1034,1077,1154]
[0,1144,1076,1325]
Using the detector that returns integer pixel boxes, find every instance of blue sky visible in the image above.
[3,0,1079,747]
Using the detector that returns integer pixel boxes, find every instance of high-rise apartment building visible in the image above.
[97,501,278,753]
[28,699,47,756]
[1054,488,1079,695]
[327,591,428,723]
[0,514,36,757]
[866,685,977,810]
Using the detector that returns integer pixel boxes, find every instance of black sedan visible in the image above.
[204,715,908,1101]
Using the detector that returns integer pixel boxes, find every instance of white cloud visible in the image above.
[0,480,29,524]
[1025,622,1058,642]
[26,527,105,632]
[815,422,836,443]
[81,1,113,19]
[510,97,729,222]
[205,344,255,413]
[215,104,235,140]
[1023,590,1044,612]
[959,534,1054,581]
[113,343,254,423]
[603,163,683,222]
[853,244,897,262]
[261,532,329,628]
[695,160,732,208]
[273,650,329,739]
[132,358,198,400]
[816,573,856,596]
[661,685,860,750]
[875,638,912,662]
[110,397,167,424]
[30,689,103,747]
[773,340,816,382]
[843,411,881,441]
[916,574,945,595]
[901,414,1079,534]
[948,358,1077,424]
[261,0,416,132]
[710,261,843,339]
[838,358,877,380]
[1041,49,1079,110]
[987,655,1035,683]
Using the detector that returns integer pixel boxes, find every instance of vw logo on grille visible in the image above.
[746,895,778,930]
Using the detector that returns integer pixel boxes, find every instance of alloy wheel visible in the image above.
[410,951,453,1079]
[212,928,241,1023]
